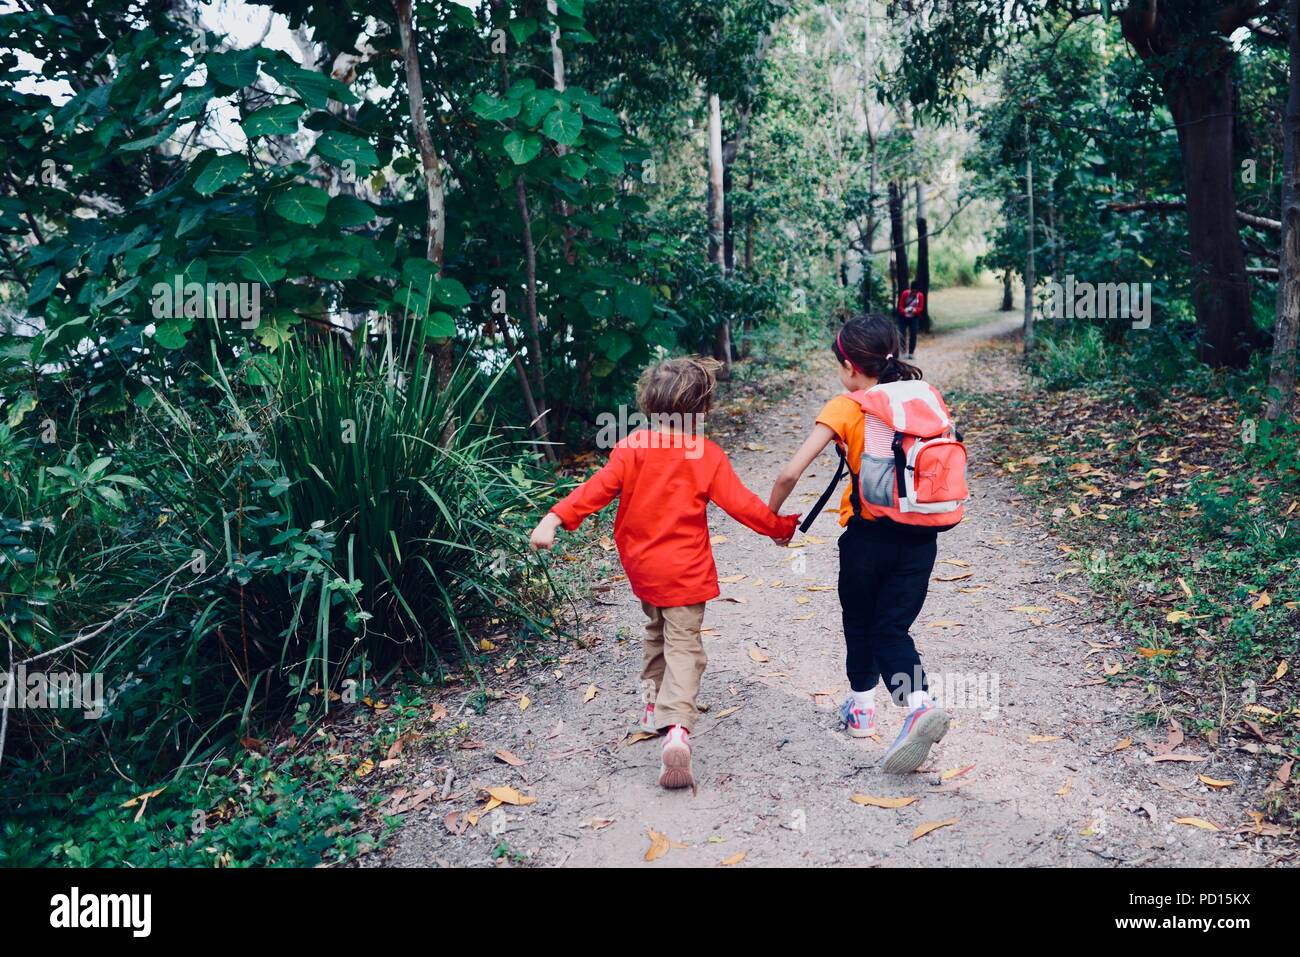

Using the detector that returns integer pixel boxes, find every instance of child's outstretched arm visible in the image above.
[768,424,836,514]
[708,453,799,544]
[529,448,626,550]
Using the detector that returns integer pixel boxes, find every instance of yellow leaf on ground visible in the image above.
[715,706,742,719]
[1069,502,1084,518]
[1197,775,1234,789]
[1177,577,1193,598]
[486,786,536,807]
[935,571,973,582]
[1273,661,1289,681]
[519,695,531,711]
[942,764,976,781]
[1055,592,1082,605]
[583,684,598,703]
[1251,590,1272,611]
[719,851,747,866]
[623,731,657,744]
[748,647,770,664]
[645,827,688,861]
[1029,734,1062,744]
[927,619,965,628]
[939,558,970,567]
[1056,779,1073,796]
[851,794,918,809]
[709,535,729,546]
[494,749,526,767]
[796,596,810,605]
[911,818,959,841]
[1010,606,1050,613]
[803,535,826,544]
[806,585,835,592]
[355,759,375,778]
[1137,647,1172,658]
[479,638,497,652]
[1173,817,1221,831]
[1112,737,1132,752]
[957,585,988,594]
[718,574,746,584]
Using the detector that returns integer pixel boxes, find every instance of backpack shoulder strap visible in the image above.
[798,444,848,534]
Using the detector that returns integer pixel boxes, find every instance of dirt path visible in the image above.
[381,313,1268,868]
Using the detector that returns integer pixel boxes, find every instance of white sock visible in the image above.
[852,688,875,712]
[907,690,932,710]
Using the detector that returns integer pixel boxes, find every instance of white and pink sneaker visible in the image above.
[658,725,694,789]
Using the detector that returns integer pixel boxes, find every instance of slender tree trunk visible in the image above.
[1269,0,1300,421]
[1121,12,1253,367]
[741,171,755,358]
[1001,266,1013,311]
[914,181,931,333]
[707,92,731,376]
[393,0,451,384]
[1023,117,1036,353]
[515,176,556,462]
[888,181,909,312]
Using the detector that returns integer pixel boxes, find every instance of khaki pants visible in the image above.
[639,601,707,731]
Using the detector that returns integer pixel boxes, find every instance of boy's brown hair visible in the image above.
[635,356,722,417]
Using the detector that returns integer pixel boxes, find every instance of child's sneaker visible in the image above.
[880,702,950,774]
[640,701,657,734]
[839,696,877,738]
[658,725,694,789]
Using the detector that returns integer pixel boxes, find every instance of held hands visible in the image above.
[770,513,800,547]
[529,512,562,551]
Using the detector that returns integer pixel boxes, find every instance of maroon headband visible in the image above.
[836,328,864,376]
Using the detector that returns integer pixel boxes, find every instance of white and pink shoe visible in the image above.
[640,701,657,734]
[658,725,694,789]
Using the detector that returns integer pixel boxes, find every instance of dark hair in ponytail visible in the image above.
[832,313,923,383]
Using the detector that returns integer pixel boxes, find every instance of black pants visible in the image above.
[837,517,937,704]
[897,312,918,355]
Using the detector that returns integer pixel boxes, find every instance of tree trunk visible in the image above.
[1023,117,1036,353]
[393,0,451,385]
[914,181,931,333]
[888,180,909,312]
[1121,10,1253,367]
[707,93,731,376]
[1001,266,1013,311]
[515,175,557,463]
[1269,0,1300,421]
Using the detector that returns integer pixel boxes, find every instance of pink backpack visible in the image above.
[800,380,969,533]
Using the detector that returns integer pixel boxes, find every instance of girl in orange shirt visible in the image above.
[531,357,798,790]
[768,314,951,774]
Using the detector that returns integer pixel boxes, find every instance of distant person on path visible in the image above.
[896,285,925,360]
[530,357,798,791]
[766,313,970,774]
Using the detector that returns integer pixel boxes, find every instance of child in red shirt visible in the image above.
[530,357,798,790]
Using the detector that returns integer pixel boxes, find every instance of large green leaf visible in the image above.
[433,278,470,307]
[470,93,520,121]
[242,103,305,137]
[193,153,248,196]
[313,131,379,171]
[543,108,583,146]
[503,131,543,165]
[327,195,377,228]
[273,186,330,225]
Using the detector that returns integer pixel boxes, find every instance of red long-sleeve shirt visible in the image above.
[550,433,798,607]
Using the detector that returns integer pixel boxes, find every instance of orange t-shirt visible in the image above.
[816,395,874,526]
[550,433,798,607]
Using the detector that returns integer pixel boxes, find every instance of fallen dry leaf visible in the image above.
[911,818,959,841]
[709,535,729,546]
[1056,778,1073,796]
[583,684,598,703]
[485,786,536,807]
[717,574,746,584]
[851,794,918,809]
[719,851,747,866]
[927,619,965,629]
[715,706,742,719]
[935,572,973,582]
[1111,737,1133,752]
[748,647,770,664]
[941,764,977,781]
[1173,816,1221,831]
[1010,605,1051,614]
[645,827,688,862]
[518,695,531,712]
[1029,735,1062,744]
[1197,775,1234,790]
[494,749,526,767]
[939,558,970,567]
